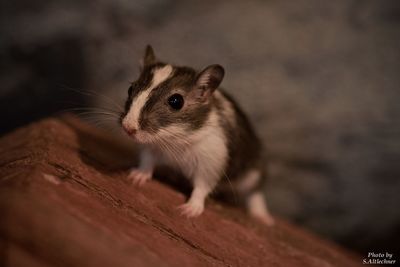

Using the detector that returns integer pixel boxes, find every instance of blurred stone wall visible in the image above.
[1,0,399,253]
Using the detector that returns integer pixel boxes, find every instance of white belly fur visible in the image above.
[154,109,228,188]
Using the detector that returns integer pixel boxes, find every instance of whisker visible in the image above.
[75,111,120,119]
[62,106,121,116]
[221,170,238,205]
[59,85,124,112]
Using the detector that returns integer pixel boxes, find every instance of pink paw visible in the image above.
[254,213,275,226]
[178,202,204,218]
[127,169,152,186]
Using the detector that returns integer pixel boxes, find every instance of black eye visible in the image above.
[168,94,184,110]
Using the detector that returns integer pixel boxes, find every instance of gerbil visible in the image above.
[120,45,274,225]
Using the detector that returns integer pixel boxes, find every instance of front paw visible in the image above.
[127,169,152,186]
[178,201,204,218]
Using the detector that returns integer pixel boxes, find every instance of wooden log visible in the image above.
[0,115,361,267]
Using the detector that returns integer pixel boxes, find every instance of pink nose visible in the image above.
[123,126,137,136]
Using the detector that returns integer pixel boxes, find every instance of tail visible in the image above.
[246,191,275,226]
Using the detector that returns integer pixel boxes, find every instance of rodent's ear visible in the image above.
[140,45,156,68]
[194,64,225,101]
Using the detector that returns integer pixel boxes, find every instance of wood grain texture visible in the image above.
[0,115,361,267]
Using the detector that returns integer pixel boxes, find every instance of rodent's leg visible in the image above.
[246,191,275,226]
[178,134,226,218]
[179,177,215,218]
[237,169,274,226]
[128,147,155,186]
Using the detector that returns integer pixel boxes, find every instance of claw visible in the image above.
[127,169,152,186]
[178,202,204,218]
[254,214,275,226]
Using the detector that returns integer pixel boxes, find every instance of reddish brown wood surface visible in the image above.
[0,115,361,267]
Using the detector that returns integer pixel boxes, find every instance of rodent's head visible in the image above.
[120,45,224,144]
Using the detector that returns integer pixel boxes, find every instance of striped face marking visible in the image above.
[123,65,173,130]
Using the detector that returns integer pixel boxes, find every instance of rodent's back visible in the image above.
[214,89,263,182]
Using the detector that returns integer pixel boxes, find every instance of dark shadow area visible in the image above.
[60,115,194,198]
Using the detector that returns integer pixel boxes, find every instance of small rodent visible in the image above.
[120,45,274,225]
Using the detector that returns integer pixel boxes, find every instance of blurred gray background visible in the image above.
[1,0,399,254]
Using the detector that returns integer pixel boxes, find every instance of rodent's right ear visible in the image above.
[193,64,225,102]
[140,45,156,69]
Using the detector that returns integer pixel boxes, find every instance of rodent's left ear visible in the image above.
[194,64,225,100]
